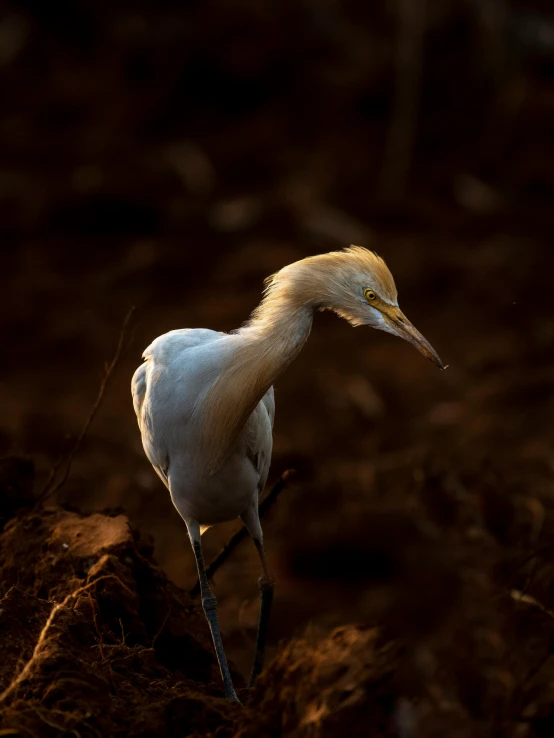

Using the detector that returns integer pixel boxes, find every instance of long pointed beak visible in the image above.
[382,306,445,369]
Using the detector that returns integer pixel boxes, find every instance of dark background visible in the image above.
[1,0,554,691]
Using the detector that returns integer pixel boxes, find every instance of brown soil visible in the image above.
[2,436,554,737]
[2,0,554,735]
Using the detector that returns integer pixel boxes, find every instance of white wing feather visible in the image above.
[131,328,275,513]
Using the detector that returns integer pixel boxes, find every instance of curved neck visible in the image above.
[239,296,315,379]
[200,281,315,472]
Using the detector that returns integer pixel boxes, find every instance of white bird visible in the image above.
[131,245,443,701]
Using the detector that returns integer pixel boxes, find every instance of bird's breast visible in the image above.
[168,450,260,526]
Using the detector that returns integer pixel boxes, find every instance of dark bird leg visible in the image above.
[241,498,276,685]
[187,521,239,702]
[248,537,275,687]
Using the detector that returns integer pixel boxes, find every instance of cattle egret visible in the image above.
[131,245,444,701]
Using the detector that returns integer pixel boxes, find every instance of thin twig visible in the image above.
[87,591,105,662]
[39,436,72,504]
[190,469,295,597]
[38,307,135,504]
[510,589,554,622]
[29,706,73,735]
[152,609,171,649]
[0,575,133,705]
[118,618,127,647]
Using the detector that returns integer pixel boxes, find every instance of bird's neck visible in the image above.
[240,295,315,378]
[200,281,316,472]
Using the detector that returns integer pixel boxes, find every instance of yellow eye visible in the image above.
[364,289,376,302]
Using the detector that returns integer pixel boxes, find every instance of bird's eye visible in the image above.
[364,289,376,302]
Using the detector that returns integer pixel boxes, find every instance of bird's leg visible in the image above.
[240,502,276,686]
[248,537,276,687]
[187,522,239,702]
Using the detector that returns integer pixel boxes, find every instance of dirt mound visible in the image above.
[2,454,554,737]
[0,458,242,736]
[0,460,411,738]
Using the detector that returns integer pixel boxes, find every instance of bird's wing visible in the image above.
[132,330,221,417]
[142,328,225,360]
[132,327,225,472]
[261,385,275,429]
[245,386,274,496]
[131,362,147,421]
[133,329,274,500]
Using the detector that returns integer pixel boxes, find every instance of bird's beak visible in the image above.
[381,306,445,369]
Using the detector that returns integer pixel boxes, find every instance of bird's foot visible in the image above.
[225,689,241,704]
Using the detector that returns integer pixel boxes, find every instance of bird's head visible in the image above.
[292,245,445,369]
